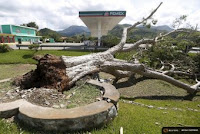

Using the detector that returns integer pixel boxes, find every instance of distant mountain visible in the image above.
[38,28,62,41]
[58,24,173,38]
[109,24,174,40]
[58,25,90,36]
[151,25,173,32]
[109,24,132,37]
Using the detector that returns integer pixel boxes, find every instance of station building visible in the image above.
[79,11,126,46]
[0,24,41,44]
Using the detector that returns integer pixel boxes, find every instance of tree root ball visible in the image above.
[13,54,70,92]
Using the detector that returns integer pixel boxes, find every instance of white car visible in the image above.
[33,41,42,44]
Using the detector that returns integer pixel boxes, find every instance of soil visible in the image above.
[13,54,70,92]
[0,82,102,109]
[0,87,65,107]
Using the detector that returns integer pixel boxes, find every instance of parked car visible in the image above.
[33,41,42,44]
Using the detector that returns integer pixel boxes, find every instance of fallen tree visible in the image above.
[15,2,200,96]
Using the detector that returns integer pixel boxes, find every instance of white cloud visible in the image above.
[0,0,199,30]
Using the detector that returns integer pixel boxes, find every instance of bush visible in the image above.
[28,44,40,51]
[101,35,120,47]
[0,44,13,53]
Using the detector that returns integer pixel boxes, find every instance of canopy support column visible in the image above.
[97,20,101,47]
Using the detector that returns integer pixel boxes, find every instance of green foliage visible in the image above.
[139,41,177,67]
[70,34,89,43]
[0,44,13,53]
[21,22,39,29]
[28,44,40,51]
[138,40,198,73]
[115,50,136,61]
[164,29,200,54]
[172,15,187,28]
[38,28,62,42]
[101,35,120,47]
[128,27,167,41]
[192,54,200,72]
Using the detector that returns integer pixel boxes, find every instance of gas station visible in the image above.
[79,11,126,46]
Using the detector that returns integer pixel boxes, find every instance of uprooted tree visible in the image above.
[14,2,200,96]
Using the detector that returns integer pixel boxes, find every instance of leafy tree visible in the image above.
[21,22,39,29]
[101,35,120,47]
[38,28,62,42]
[0,44,13,53]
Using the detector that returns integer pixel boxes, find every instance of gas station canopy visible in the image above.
[79,11,126,46]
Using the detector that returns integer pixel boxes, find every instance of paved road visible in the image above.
[10,43,83,50]
[10,43,108,51]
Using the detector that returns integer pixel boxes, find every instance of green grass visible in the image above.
[115,50,136,61]
[0,50,92,64]
[91,101,200,134]
[117,77,200,101]
[0,100,199,134]
[0,64,35,80]
[63,84,101,109]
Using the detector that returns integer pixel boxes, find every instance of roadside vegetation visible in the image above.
[0,44,13,53]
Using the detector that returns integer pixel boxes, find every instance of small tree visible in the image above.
[28,44,40,52]
[21,22,39,29]
[0,44,13,53]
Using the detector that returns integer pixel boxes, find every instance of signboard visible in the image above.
[79,11,126,17]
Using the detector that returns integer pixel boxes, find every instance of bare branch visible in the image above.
[159,59,165,71]
[155,29,190,41]
[106,2,163,54]
[129,2,163,30]
[191,75,200,91]
[162,63,175,74]
[101,61,145,73]
[139,69,198,94]
[122,28,190,52]
[101,61,198,94]
[122,39,155,52]
[106,27,129,55]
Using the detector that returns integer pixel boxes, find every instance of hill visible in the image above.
[152,25,173,32]
[109,24,173,40]
[58,24,173,39]
[58,25,90,37]
[38,28,62,41]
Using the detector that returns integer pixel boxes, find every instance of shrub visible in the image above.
[28,44,40,51]
[0,44,13,53]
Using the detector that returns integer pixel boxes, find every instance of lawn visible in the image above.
[0,64,35,80]
[0,50,92,64]
[0,49,135,64]
[0,50,199,134]
[0,100,199,134]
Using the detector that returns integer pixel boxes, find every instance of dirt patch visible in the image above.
[0,82,102,109]
[13,54,70,92]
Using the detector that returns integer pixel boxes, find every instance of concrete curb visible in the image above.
[0,80,120,131]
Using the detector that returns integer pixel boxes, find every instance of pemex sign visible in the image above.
[79,11,126,17]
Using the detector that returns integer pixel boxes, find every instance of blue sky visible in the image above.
[0,0,199,30]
